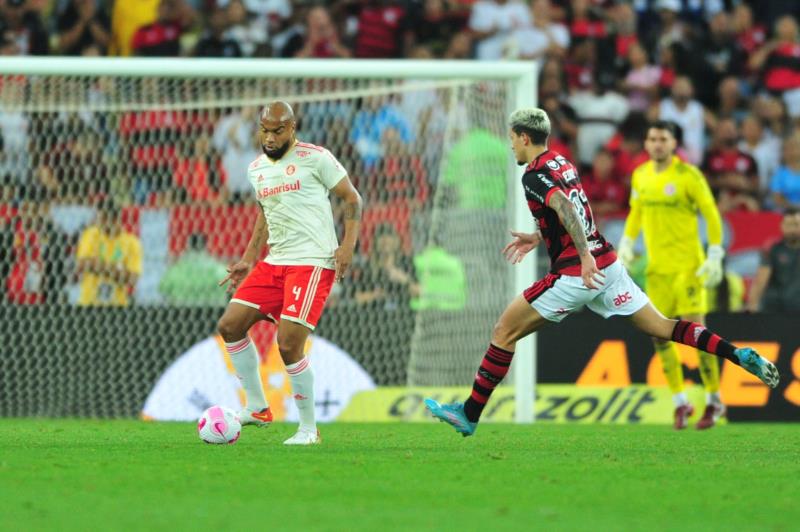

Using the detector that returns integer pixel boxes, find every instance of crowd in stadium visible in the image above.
[1,0,799,312]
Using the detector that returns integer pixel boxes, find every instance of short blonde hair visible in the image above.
[509,108,551,144]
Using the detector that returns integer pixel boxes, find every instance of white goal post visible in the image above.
[0,57,538,422]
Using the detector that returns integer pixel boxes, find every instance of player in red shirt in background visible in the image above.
[425,108,779,437]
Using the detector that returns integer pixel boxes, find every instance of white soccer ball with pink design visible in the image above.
[198,406,241,444]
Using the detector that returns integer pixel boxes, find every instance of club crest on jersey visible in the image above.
[664,183,676,196]
[546,160,560,170]
[258,179,301,199]
[286,164,296,176]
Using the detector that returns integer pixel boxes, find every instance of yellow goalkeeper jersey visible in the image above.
[623,156,722,274]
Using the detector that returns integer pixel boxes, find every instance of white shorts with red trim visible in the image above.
[230,262,335,330]
[523,260,649,322]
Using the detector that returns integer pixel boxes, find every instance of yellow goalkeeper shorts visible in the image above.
[646,270,708,318]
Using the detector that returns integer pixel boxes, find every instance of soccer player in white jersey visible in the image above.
[217,101,362,445]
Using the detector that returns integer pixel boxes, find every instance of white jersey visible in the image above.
[247,141,347,269]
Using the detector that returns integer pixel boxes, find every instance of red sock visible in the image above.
[463,344,514,422]
[671,320,739,365]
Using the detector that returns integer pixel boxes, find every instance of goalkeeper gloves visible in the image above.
[696,245,725,287]
[617,236,635,267]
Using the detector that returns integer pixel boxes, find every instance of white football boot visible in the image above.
[238,407,273,427]
[283,427,321,445]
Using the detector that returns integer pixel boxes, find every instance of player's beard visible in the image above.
[263,140,291,160]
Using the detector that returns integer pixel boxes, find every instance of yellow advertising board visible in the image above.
[339,385,706,424]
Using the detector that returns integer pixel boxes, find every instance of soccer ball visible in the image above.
[198,406,241,444]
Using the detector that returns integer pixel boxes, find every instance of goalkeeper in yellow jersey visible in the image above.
[618,121,726,430]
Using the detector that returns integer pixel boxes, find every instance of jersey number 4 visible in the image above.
[292,286,302,301]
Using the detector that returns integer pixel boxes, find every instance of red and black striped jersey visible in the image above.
[522,150,616,275]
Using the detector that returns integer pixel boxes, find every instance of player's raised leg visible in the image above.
[425,295,550,436]
[629,303,779,388]
[276,319,319,445]
[217,302,273,427]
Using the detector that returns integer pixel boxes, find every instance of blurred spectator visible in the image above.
[750,15,800,117]
[350,95,413,168]
[3,199,68,305]
[159,232,228,306]
[739,114,781,192]
[295,6,350,58]
[733,3,766,59]
[131,0,195,56]
[353,0,412,59]
[225,0,268,57]
[441,126,506,210]
[754,94,792,140]
[747,209,800,312]
[568,69,630,167]
[194,7,242,57]
[564,37,598,91]
[0,0,50,55]
[512,0,569,63]
[715,76,748,121]
[769,134,800,211]
[608,2,638,65]
[443,29,471,59]
[75,201,142,306]
[604,111,648,182]
[539,91,577,160]
[353,223,417,309]
[379,126,428,205]
[212,107,258,203]
[622,41,661,112]
[703,118,760,212]
[468,0,530,60]
[173,133,227,204]
[268,5,306,57]
[645,0,690,58]
[659,76,712,164]
[240,0,290,35]
[55,0,110,55]
[109,0,158,56]
[0,78,29,178]
[0,0,48,55]
[411,241,466,311]
[699,11,747,104]
[581,148,627,216]
[410,0,465,57]
[568,0,607,41]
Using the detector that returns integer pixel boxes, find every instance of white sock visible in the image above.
[225,337,268,411]
[706,391,722,406]
[672,392,689,407]
[286,357,315,431]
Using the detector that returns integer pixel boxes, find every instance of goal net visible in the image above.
[0,59,536,419]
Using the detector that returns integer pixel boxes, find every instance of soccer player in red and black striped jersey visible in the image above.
[425,108,779,437]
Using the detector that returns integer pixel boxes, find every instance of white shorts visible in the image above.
[524,260,649,322]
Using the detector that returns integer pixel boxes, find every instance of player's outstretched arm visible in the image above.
[332,176,362,282]
[549,191,604,289]
[619,176,642,267]
[692,168,725,287]
[219,208,269,292]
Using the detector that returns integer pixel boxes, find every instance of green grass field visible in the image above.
[1,420,798,531]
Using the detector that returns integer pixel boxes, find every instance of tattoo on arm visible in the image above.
[550,193,590,256]
[344,199,362,221]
